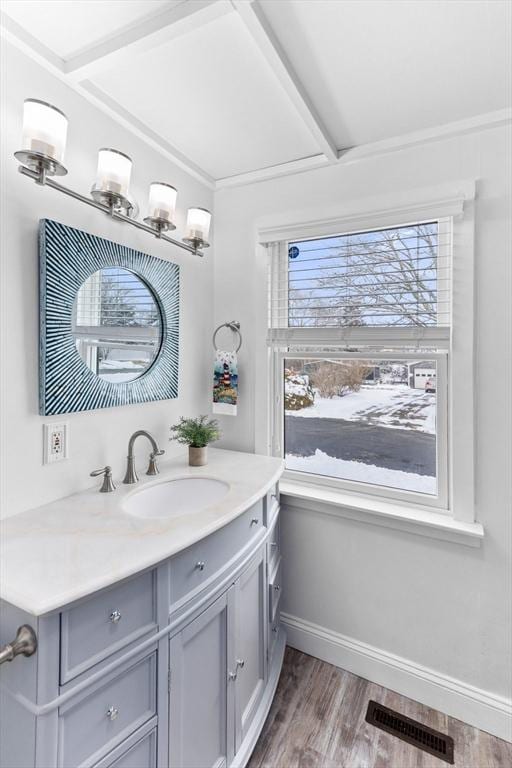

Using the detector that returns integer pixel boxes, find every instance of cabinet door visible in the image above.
[234,547,267,751]
[169,589,235,768]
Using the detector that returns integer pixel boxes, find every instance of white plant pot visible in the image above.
[189,446,207,467]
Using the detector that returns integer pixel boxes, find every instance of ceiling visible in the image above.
[2,0,511,188]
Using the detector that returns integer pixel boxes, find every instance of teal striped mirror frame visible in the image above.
[39,219,179,415]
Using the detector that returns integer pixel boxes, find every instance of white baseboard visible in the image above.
[281,612,512,743]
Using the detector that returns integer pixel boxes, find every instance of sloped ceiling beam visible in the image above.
[78,81,216,186]
[216,153,330,189]
[232,0,339,162]
[0,2,228,189]
[216,108,512,189]
[65,0,233,82]
[0,11,66,72]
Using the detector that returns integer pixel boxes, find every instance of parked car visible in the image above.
[425,378,436,393]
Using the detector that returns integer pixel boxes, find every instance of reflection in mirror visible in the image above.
[72,267,162,383]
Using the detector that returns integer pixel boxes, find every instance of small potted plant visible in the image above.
[170,415,221,467]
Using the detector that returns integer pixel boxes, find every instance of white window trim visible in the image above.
[255,181,479,541]
[278,481,484,548]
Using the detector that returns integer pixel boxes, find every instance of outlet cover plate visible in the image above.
[44,421,69,464]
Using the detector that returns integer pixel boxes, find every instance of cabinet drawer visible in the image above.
[267,514,280,573]
[269,558,281,624]
[93,725,157,768]
[170,502,264,607]
[59,653,156,768]
[60,571,157,684]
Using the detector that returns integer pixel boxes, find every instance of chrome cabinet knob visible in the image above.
[274,584,281,591]
[250,518,259,526]
[109,610,122,623]
[106,706,119,721]
[195,561,205,571]
[228,670,237,681]
[236,658,245,669]
[270,542,278,548]
[272,626,278,633]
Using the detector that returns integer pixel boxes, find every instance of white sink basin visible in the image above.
[123,477,230,519]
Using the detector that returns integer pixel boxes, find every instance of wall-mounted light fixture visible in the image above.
[16,98,68,175]
[144,182,177,233]
[183,207,212,251]
[14,98,210,256]
[91,148,134,216]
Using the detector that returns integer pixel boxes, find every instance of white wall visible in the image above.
[213,126,512,712]
[1,34,510,736]
[0,43,214,518]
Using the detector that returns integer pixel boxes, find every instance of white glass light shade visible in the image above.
[21,99,68,164]
[185,207,211,244]
[147,182,177,224]
[95,148,132,197]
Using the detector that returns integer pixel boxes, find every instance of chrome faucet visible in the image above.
[123,430,165,484]
[90,465,116,492]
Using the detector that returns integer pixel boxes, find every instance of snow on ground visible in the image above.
[100,360,145,371]
[100,372,139,383]
[286,384,436,434]
[99,359,147,382]
[285,450,436,495]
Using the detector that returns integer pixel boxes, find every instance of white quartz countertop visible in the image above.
[0,449,284,616]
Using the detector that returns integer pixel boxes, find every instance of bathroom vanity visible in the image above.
[0,449,285,768]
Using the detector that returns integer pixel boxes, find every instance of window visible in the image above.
[72,267,162,383]
[268,219,451,510]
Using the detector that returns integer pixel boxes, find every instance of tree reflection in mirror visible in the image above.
[72,267,162,383]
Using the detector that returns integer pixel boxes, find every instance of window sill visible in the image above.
[279,480,484,547]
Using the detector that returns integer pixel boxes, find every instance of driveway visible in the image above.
[285,416,436,476]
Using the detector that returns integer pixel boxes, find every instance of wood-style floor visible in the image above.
[249,648,512,768]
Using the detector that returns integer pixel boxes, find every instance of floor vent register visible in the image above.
[365,700,455,764]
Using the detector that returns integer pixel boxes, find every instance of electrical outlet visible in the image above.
[44,422,69,464]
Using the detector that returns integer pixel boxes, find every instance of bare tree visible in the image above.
[100,275,136,327]
[288,223,438,327]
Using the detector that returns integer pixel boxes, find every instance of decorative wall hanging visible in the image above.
[40,219,179,415]
[212,321,241,416]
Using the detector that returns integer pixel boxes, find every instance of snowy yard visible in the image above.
[286,384,436,434]
[284,381,437,495]
[285,450,437,495]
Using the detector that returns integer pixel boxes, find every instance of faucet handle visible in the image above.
[90,466,116,493]
[147,450,165,477]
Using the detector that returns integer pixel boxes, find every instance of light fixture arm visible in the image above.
[17,164,204,257]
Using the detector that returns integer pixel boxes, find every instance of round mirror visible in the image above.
[72,267,162,383]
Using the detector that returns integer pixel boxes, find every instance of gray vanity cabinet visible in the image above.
[169,589,235,768]
[0,495,284,768]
